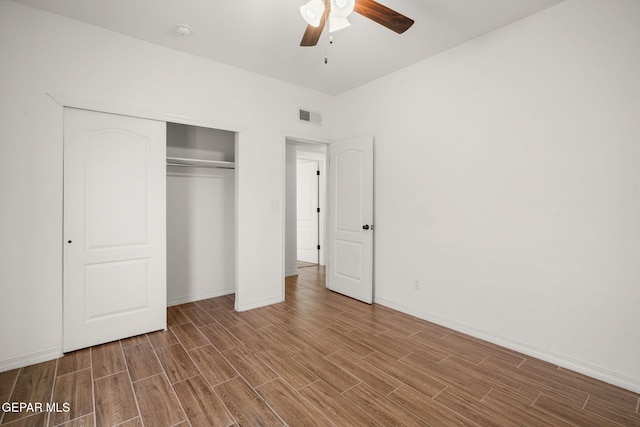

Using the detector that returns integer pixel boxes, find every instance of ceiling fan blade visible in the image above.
[300,13,328,46]
[354,0,414,34]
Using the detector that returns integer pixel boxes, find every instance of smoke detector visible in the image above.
[175,24,193,37]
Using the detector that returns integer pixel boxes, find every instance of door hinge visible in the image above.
[316,170,320,175]
[317,245,321,250]
[316,207,320,213]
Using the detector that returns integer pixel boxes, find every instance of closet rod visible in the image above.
[167,162,235,169]
[166,156,235,169]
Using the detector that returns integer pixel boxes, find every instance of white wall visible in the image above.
[335,0,640,392]
[0,1,333,369]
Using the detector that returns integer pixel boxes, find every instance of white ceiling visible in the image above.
[14,0,564,95]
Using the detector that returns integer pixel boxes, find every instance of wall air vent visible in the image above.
[298,108,322,126]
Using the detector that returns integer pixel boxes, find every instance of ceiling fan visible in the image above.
[299,0,414,47]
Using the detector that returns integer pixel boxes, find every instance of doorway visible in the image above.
[283,134,375,304]
[284,139,327,277]
[166,123,236,306]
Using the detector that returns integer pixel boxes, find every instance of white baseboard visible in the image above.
[285,269,299,277]
[375,297,640,394]
[0,347,62,373]
[236,295,283,312]
[167,288,235,307]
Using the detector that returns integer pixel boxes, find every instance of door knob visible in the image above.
[362,225,370,230]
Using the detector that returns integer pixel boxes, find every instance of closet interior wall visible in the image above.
[166,123,235,306]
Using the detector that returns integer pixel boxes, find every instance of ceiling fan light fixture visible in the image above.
[330,0,355,19]
[299,0,415,47]
[329,16,351,33]
[300,0,326,27]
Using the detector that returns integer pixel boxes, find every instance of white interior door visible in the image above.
[297,160,319,264]
[63,107,166,352]
[327,136,374,303]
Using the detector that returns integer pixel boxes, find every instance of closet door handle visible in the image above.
[362,225,370,230]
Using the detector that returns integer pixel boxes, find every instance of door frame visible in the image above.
[49,93,247,133]
[281,134,331,294]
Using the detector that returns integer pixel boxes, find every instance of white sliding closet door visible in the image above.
[63,108,166,352]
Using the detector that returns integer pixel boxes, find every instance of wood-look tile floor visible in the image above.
[2,266,639,426]
[296,261,318,269]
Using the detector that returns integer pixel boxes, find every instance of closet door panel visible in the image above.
[85,131,149,248]
[64,107,166,352]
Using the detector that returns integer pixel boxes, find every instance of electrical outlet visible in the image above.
[413,279,420,291]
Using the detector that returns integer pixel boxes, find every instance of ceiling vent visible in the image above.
[299,108,322,125]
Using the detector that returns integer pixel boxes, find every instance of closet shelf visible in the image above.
[166,156,235,169]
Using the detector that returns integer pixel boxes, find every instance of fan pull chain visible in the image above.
[324,33,333,64]
[323,1,330,64]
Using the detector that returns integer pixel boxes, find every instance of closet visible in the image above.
[166,123,236,306]
[63,107,238,352]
